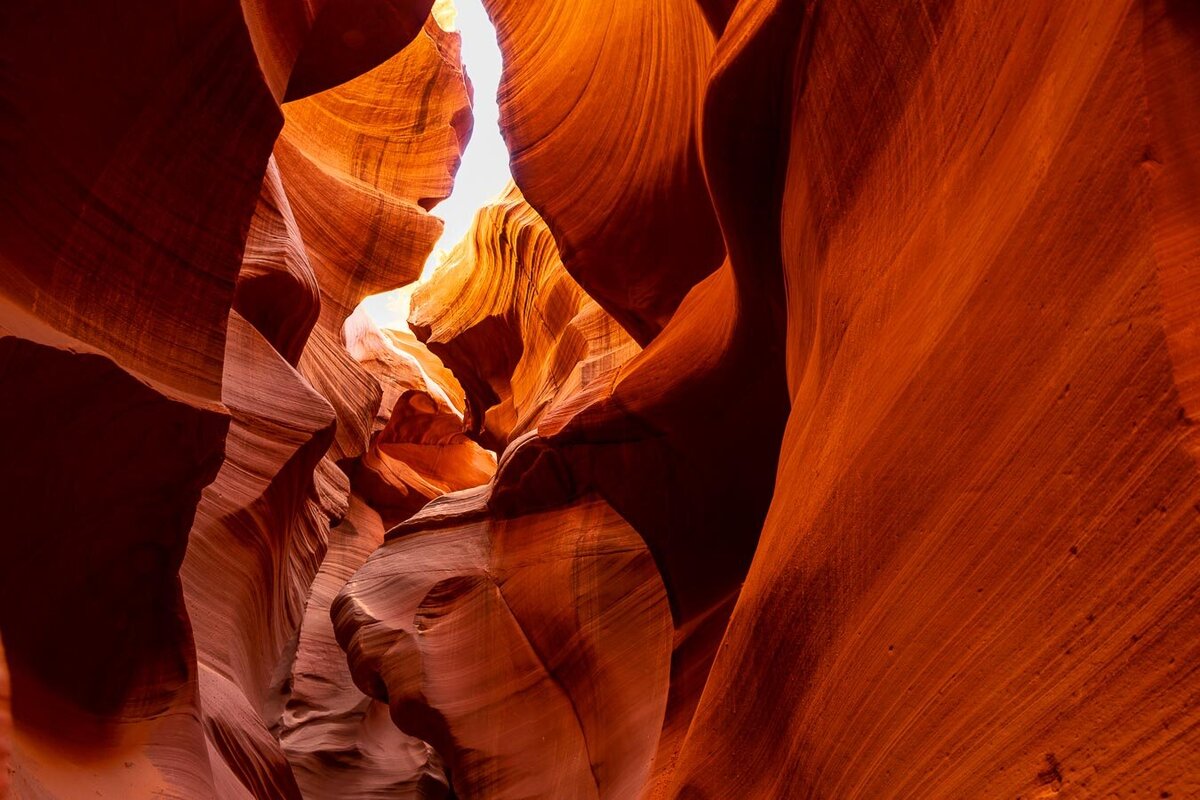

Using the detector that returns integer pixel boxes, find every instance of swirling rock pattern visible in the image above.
[410,184,640,450]
[668,1,1200,797]
[6,0,1200,798]
[335,493,672,800]
[346,309,495,528]
[0,1,470,796]
[483,0,725,343]
[281,496,449,799]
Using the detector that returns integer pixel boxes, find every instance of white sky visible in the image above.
[360,0,511,327]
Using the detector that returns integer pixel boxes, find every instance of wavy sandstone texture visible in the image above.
[482,0,725,344]
[0,2,472,797]
[3,0,1200,799]
[667,1,1200,798]
[410,183,641,449]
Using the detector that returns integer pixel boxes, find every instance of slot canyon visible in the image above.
[2,0,1200,797]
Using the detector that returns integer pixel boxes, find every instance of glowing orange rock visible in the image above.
[669,1,1200,797]
[483,0,725,343]
[346,309,495,528]
[181,13,475,795]
[0,2,466,795]
[410,184,640,450]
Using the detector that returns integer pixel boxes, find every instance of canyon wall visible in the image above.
[2,0,1199,798]
[0,2,473,796]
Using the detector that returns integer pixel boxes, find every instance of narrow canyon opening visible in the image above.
[2,1,1199,798]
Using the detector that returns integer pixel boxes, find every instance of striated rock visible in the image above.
[277,15,471,331]
[335,492,672,799]
[0,1,468,796]
[336,5,792,795]
[668,1,1200,797]
[483,0,725,343]
[410,184,640,450]
[346,309,495,528]
[279,13,473,465]
[0,6,271,789]
[235,156,321,366]
[181,11,476,796]
[0,305,227,798]
[7,0,1200,798]
[281,496,448,799]
[181,311,337,799]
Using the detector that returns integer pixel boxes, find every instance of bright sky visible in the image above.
[360,0,511,327]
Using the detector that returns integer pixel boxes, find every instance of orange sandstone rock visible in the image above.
[335,492,672,800]
[346,309,495,528]
[281,496,449,799]
[669,1,1200,797]
[482,0,725,343]
[1,633,10,800]
[0,1,466,795]
[410,184,640,450]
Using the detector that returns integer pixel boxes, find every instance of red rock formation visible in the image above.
[6,0,1200,798]
[281,496,448,798]
[180,12,476,797]
[337,492,672,799]
[0,2,470,796]
[336,126,788,797]
[410,184,640,449]
[1,634,10,800]
[0,6,268,792]
[667,1,1200,797]
[482,0,725,343]
[346,309,495,528]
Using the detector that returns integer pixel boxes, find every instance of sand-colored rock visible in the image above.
[410,184,640,450]
[279,12,472,466]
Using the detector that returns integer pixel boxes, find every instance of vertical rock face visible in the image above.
[346,310,496,529]
[4,1,1200,799]
[667,1,1200,797]
[280,496,449,799]
[1,633,10,800]
[337,493,672,799]
[482,0,726,344]
[0,3,474,797]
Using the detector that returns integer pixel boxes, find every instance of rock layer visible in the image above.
[668,1,1200,797]
[410,184,640,450]
[336,493,672,799]
[482,0,725,343]
[0,3,471,796]
[4,0,1200,798]
[281,496,448,799]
